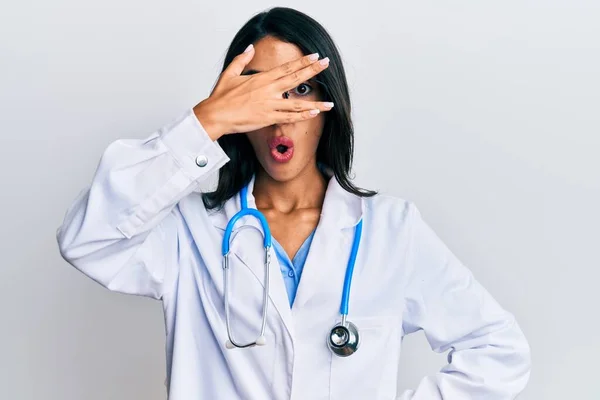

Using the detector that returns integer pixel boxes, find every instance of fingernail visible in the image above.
[308,53,319,61]
[324,102,334,108]
[244,44,254,53]
[319,57,330,66]
[309,109,320,115]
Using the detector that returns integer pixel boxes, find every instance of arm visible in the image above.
[56,109,229,299]
[56,48,334,300]
[398,204,531,399]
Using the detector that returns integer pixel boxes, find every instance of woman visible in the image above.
[57,7,531,400]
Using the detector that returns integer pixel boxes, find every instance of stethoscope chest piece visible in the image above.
[327,320,360,357]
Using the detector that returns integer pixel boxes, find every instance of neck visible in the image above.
[253,163,328,213]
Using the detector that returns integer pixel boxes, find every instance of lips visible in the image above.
[267,136,294,163]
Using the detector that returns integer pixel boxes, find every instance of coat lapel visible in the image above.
[291,167,365,311]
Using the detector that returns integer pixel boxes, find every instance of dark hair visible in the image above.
[202,6,377,209]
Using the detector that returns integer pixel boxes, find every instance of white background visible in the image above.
[1,0,598,399]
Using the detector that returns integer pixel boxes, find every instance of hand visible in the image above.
[193,44,333,141]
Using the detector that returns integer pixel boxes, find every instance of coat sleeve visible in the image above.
[56,109,229,299]
[397,203,531,399]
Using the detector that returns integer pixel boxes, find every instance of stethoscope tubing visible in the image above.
[221,183,362,356]
[340,219,362,316]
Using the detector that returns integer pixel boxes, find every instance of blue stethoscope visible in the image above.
[222,185,363,357]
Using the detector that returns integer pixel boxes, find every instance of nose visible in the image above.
[274,121,294,131]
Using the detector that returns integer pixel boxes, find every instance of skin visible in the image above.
[243,36,328,260]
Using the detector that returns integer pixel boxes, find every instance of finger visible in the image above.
[270,109,323,125]
[275,57,330,92]
[221,44,255,80]
[270,99,334,112]
[260,52,321,82]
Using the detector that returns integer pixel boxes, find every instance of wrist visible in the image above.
[193,100,224,141]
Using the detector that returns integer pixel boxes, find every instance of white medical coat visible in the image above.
[56,109,531,399]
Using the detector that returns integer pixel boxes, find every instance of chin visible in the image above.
[258,157,304,183]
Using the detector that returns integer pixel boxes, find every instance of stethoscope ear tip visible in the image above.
[255,335,267,346]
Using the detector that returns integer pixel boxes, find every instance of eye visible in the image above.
[292,82,313,97]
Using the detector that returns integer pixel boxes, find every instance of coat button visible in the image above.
[288,270,295,278]
[195,155,208,167]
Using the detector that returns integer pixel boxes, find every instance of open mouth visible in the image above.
[267,136,294,163]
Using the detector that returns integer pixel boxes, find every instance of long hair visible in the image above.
[202,7,377,209]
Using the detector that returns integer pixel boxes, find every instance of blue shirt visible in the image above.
[271,230,316,306]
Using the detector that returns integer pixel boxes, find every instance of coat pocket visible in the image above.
[329,316,401,400]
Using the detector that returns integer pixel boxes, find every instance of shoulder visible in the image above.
[362,192,420,228]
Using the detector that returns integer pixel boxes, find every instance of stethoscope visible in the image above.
[221,184,363,357]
